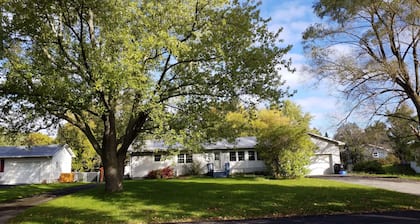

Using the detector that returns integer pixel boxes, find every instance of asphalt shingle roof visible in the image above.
[0,145,63,158]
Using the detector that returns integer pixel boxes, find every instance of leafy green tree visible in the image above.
[0,128,23,146]
[223,101,314,178]
[334,123,366,166]
[56,123,100,171]
[0,0,292,192]
[24,132,54,146]
[0,130,53,146]
[303,0,420,138]
[254,103,314,178]
[364,121,391,149]
[387,104,418,163]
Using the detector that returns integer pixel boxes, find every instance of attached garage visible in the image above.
[307,133,344,176]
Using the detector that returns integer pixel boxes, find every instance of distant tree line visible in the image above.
[334,104,419,167]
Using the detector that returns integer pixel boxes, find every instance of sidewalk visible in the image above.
[0,184,97,224]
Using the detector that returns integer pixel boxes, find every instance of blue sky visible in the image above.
[259,0,350,135]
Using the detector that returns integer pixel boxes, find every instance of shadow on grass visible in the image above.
[10,178,420,223]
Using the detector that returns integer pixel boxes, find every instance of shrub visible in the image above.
[184,161,203,176]
[377,154,400,165]
[161,166,174,178]
[383,164,416,175]
[353,160,385,174]
[146,166,174,179]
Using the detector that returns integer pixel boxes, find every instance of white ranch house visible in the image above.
[0,145,74,184]
[126,133,344,178]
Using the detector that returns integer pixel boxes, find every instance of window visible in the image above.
[154,154,161,162]
[238,151,245,161]
[186,154,193,163]
[248,151,255,161]
[178,154,185,163]
[229,152,236,161]
[373,152,379,158]
[214,152,220,161]
[0,159,4,172]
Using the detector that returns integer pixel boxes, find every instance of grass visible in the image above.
[10,177,420,223]
[0,182,86,203]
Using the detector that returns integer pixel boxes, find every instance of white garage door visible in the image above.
[307,155,332,176]
[6,161,42,184]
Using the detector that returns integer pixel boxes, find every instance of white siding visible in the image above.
[51,147,73,173]
[129,153,211,178]
[222,151,266,174]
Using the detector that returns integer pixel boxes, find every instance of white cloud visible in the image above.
[259,0,352,135]
[264,1,319,45]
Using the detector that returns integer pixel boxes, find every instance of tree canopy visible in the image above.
[225,101,315,178]
[303,0,420,138]
[255,106,314,178]
[56,123,100,171]
[0,0,293,192]
[387,104,418,163]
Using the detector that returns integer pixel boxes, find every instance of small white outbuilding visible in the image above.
[0,145,75,185]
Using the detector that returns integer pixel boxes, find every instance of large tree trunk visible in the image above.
[101,112,124,193]
[102,145,124,193]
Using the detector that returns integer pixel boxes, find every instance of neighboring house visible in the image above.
[126,133,344,178]
[410,161,420,173]
[0,145,75,184]
[364,144,393,160]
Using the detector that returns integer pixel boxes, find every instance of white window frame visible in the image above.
[229,151,237,161]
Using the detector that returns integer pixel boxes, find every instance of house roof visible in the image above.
[137,137,257,152]
[308,133,346,146]
[0,145,73,158]
[365,144,393,153]
[132,134,346,152]
[203,137,257,150]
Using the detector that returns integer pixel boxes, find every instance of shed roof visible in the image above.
[0,145,72,158]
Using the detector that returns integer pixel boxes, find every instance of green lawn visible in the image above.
[0,182,85,203]
[10,177,420,223]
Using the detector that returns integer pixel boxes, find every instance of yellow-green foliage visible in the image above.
[56,124,100,172]
[225,101,315,178]
[25,133,54,146]
[254,109,315,178]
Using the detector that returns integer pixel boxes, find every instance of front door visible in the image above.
[214,151,222,170]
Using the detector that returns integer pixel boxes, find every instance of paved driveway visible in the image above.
[317,175,420,196]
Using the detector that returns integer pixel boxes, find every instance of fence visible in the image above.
[73,172,100,183]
